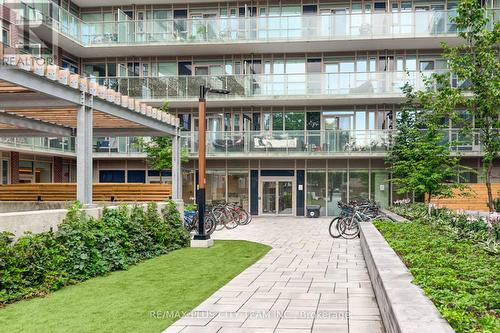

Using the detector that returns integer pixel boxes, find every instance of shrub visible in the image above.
[0,200,189,305]
[375,220,500,333]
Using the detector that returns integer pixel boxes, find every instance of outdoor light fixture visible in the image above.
[194,85,230,241]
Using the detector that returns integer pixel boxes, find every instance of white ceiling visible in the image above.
[72,0,229,7]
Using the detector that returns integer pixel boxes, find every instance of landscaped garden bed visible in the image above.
[374,204,499,333]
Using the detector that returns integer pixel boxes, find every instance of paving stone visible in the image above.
[166,217,383,333]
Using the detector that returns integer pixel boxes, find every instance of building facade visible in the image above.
[1,0,499,216]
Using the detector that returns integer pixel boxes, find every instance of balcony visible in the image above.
[16,1,474,56]
[97,71,436,107]
[181,129,483,158]
[92,137,145,157]
[0,137,75,156]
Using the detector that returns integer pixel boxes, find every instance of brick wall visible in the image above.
[53,156,63,183]
[10,152,19,184]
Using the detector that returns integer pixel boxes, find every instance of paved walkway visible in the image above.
[164,217,384,333]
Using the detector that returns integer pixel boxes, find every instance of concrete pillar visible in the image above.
[10,151,19,184]
[171,131,182,201]
[76,93,93,205]
[53,156,63,183]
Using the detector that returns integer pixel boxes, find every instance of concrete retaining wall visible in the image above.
[360,222,454,333]
[0,202,174,239]
[0,201,70,213]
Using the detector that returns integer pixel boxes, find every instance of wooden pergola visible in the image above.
[0,64,182,205]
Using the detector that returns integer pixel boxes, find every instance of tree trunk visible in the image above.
[486,162,494,212]
[159,172,163,184]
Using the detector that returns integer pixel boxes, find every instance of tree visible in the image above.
[387,82,465,214]
[441,0,500,211]
[139,102,187,183]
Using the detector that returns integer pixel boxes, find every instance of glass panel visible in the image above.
[285,112,304,130]
[278,181,293,214]
[206,170,226,204]
[262,181,277,214]
[371,171,389,208]
[227,171,249,210]
[327,170,348,216]
[349,170,369,201]
[182,170,195,203]
[272,112,284,131]
[307,171,326,216]
[2,160,8,184]
[35,161,52,183]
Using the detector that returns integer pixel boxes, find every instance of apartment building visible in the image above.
[1,0,498,216]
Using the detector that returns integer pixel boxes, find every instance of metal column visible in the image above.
[77,92,93,205]
[172,130,182,200]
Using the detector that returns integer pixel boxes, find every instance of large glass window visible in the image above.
[19,160,34,183]
[371,171,389,208]
[327,170,348,216]
[84,64,106,77]
[35,162,52,183]
[206,170,226,204]
[307,171,326,216]
[227,171,249,210]
[285,112,304,130]
[349,170,369,201]
[182,170,195,203]
[273,112,284,131]
[1,159,8,184]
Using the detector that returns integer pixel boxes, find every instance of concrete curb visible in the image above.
[381,208,408,223]
[360,223,455,333]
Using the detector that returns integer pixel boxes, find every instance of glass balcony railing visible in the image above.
[0,137,75,153]
[18,1,490,47]
[95,71,442,101]
[93,137,144,155]
[180,129,483,157]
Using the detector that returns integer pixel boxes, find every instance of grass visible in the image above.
[0,240,270,333]
[374,220,499,333]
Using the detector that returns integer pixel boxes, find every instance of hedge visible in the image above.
[0,200,190,305]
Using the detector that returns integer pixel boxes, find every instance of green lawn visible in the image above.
[0,240,270,333]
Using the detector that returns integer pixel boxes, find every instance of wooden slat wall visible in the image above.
[430,183,500,212]
[0,183,172,202]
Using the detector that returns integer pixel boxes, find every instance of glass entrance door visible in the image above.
[260,177,295,215]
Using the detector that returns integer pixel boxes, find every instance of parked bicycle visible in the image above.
[184,201,252,235]
[329,200,385,239]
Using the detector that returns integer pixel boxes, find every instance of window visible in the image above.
[99,170,125,183]
[419,60,435,71]
[307,171,326,216]
[273,112,284,131]
[306,112,320,130]
[127,170,146,183]
[1,159,9,184]
[285,112,305,131]
[1,27,9,46]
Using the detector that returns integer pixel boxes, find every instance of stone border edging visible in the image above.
[360,222,455,333]
[381,208,408,223]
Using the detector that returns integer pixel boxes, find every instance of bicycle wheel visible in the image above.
[329,217,342,238]
[338,216,360,239]
[223,208,239,229]
[205,214,216,235]
[234,208,250,225]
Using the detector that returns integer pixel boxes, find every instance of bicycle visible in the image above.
[329,201,385,239]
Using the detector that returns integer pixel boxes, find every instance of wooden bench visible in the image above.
[0,183,172,202]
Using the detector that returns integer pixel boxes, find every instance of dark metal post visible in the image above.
[194,85,208,240]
